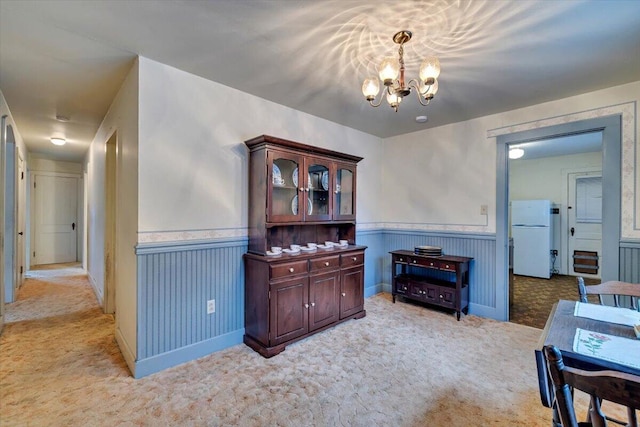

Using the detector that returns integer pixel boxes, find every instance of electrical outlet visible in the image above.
[480,205,488,215]
[207,299,215,314]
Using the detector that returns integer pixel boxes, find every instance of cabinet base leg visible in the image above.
[392,294,396,303]
[456,311,461,321]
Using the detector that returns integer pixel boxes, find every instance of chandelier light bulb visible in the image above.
[421,79,439,99]
[378,57,400,85]
[419,56,441,84]
[362,78,380,100]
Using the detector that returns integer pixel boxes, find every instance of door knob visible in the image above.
[18,232,23,236]
[72,222,76,231]
[570,227,575,236]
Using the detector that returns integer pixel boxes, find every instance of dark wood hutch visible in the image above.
[243,135,366,357]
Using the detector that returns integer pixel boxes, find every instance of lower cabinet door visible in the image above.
[270,276,309,345]
[340,265,364,319]
[309,271,340,331]
[438,287,456,309]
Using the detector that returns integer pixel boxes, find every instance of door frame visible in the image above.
[496,115,621,321]
[1,115,7,328]
[15,146,26,289]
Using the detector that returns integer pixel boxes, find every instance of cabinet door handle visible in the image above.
[445,265,450,269]
[299,187,304,192]
[305,188,309,192]
[352,257,357,261]
[304,303,309,308]
[310,302,315,307]
[399,258,404,261]
[325,262,330,266]
[341,292,346,297]
[334,190,339,194]
[412,260,417,264]
[429,262,434,266]
[439,295,443,298]
[289,268,294,273]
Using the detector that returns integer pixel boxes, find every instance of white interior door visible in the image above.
[34,174,78,265]
[568,173,602,278]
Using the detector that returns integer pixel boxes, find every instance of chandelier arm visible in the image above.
[408,79,432,106]
[368,89,385,108]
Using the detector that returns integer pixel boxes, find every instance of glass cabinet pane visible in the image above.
[307,163,330,216]
[336,168,354,216]
[271,157,300,217]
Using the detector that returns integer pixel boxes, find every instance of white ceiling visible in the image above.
[1,0,639,163]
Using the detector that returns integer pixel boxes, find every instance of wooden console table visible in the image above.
[390,250,472,320]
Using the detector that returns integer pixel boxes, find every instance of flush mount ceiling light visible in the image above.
[50,137,66,146]
[509,147,524,159]
[362,30,440,112]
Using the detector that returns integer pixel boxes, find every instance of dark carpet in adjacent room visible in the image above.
[509,274,599,329]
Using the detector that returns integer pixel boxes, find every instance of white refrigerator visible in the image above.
[511,200,552,279]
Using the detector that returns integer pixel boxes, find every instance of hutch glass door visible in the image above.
[268,151,302,222]
[306,158,332,221]
[334,164,356,221]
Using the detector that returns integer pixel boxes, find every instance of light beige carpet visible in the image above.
[0,265,626,426]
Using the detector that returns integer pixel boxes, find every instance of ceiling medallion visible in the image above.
[362,30,440,112]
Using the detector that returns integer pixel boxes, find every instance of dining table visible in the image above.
[535,299,640,424]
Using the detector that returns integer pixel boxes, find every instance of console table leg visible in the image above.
[456,311,461,321]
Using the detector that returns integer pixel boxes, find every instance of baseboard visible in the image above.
[87,273,104,307]
[365,282,387,298]
[114,326,136,377]
[133,329,245,379]
[468,302,502,321]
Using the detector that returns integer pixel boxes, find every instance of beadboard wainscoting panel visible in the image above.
[383,230,497,315]
[136,239,247,376]
[356,230,386,297]
[620,242,640,283]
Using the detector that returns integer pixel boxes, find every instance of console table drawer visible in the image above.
[270,260,308,280]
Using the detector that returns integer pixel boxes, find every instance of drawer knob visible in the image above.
[445,265,450,269]
[430,262,434,266]
[439,295,443,298]
[404,287,407,290]
[325,262,330,266]
[289,267,294,273]
[399,258,404,261]
[341,292,346,297]
[352,257,357,261]
[412,260,417,264]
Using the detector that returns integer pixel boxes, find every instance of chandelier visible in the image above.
[362,30,440,112]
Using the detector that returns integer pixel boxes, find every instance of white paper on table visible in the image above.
[573,328,640,369]
[574,301,640,327]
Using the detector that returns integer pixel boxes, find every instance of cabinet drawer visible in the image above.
[270,260,308,280]
[393,254,409,264]
[408,256,438,269]
[341,251,364,267]
[310,255,340,272]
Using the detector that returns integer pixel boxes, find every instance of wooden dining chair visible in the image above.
[577,277,640,310]
[544,345,640,427]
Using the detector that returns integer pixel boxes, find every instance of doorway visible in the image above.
[496,115,622,323]
[507,132,603,327]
